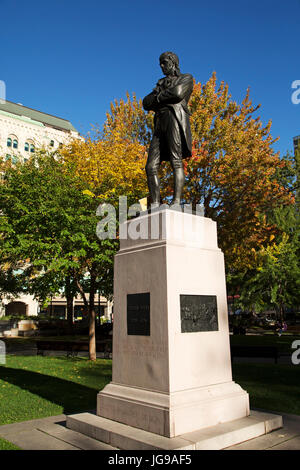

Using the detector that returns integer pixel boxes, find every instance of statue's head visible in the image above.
[159,51,180,76]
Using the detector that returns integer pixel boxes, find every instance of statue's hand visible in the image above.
[143,92,159,111]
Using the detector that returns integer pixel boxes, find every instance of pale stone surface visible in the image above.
[98,209,250,437]
[37,423,116,450]
[0,411,294,450]
[67,413,196,450]
[1,428,79,450]
[67,410,282,450]
[98,381,249,437]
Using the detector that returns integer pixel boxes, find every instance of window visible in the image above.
[13,139,18,149]
[30,144,35,153]
[7,138,12,147]
[50,140,54,147]
[5,155,18,164]
[24,142,29,152]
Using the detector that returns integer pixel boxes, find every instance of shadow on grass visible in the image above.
[232,363,300,415]
[0,366,111,414]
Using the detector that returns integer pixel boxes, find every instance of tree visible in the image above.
[0,152,117,360]
[237,233,300,321]
[103,92,153,147]
[61,134,148,206]
[180,74,293,269]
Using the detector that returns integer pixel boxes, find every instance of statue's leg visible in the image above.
[166,116,184,206]
[145,135,161,206]
[171,160,185,206]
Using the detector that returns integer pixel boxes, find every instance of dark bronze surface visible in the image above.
[127,293,150,336]
[180,295,219,333]
[143,52,193,207]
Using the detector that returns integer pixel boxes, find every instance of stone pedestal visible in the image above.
[97,207,249,438]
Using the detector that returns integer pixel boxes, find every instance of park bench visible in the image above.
[36,340,112,358]
[230,345,279,364]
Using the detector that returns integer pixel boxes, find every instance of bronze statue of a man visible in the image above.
[143,52,193,207]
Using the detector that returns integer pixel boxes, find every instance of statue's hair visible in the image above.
[159,51,180,76]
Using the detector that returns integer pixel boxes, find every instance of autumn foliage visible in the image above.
[62,74,294,270]
[182,74,293,268]
[61,93,151,206]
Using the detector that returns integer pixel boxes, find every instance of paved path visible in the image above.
[0,411,299,450]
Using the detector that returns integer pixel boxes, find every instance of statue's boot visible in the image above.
[170,166,185,206]
[147,173,160,208]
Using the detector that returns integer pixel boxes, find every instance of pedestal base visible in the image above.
[97,381,249,437]
[66,410,282,450]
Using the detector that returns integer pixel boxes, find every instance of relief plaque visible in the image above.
[127,293,150,336]
[180,294,218,333]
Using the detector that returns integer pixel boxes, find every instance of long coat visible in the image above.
[143,73,194,160]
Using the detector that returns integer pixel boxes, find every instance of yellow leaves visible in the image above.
[82,190,95,198]
[61,131,148,202]
[2,262,11,271]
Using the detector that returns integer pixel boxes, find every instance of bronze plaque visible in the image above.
[180,295,218,333]
[127,293,150,336]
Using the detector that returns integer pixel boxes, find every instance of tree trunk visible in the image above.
[89,302,97,361]
[75,276,96,360]
[279,304,285,324]
[89,276,97,361]
[65,276,74,335]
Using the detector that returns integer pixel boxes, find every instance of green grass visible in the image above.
[0,355,111,425]
[232,363,300,415]
[0,437,20,450]
[230,333,300,354]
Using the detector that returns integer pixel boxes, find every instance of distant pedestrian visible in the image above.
[275,321,283,336]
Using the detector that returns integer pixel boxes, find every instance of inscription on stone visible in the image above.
[180,295,218,333]
[127,293,150,336]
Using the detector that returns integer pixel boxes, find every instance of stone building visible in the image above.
[0,100,80,162]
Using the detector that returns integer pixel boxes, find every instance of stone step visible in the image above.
[66,410,283,450]
[1,428,80,450]
[37,423,117,450]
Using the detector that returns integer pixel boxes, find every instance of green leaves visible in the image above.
[0,151,117,303]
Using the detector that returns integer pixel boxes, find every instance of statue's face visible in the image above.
[160,56,175,76]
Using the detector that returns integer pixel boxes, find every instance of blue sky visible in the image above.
[1,0,299,156]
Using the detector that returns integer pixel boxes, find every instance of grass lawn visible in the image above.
[230,333,300,354]
[232,363,300,415]
[0,437,20,450]
[0,355,111,425]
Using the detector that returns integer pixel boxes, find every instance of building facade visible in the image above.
[0,100,80,162]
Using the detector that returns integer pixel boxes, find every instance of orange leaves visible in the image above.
[181,74,294,270]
